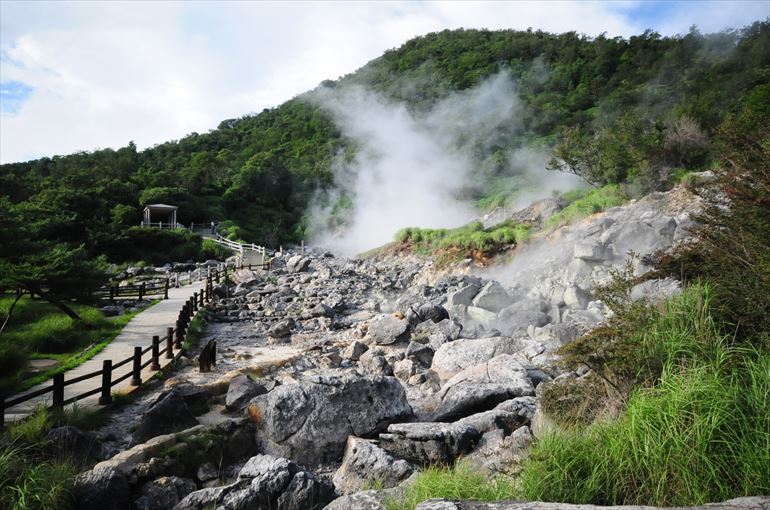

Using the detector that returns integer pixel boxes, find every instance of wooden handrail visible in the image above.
[1,285,212,427]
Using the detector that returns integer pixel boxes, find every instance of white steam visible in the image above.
[307,71,580,255]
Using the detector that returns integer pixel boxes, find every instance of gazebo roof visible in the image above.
[144,203,178,211]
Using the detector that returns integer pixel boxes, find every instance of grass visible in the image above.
[545,184,628,230]
[394,220,530,267]
[0,441,77,510]
[384,461,515,510]
[0,295,153,394]
[182,310,208,350]
[0,402,110,510]
[518,286,770,506]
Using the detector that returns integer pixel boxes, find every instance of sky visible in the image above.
[0,0,767,164]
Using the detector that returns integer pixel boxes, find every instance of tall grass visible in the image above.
[385,462,515,510]
[395,220,530,261]
[519,286,770,506]
[545,184,627,229]
[0,441,77,510]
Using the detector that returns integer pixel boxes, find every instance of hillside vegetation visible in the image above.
[1,23,768,262]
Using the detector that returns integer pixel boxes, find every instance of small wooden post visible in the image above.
[109,285,115,302]
[151,335,160,370]
[198,290,204,307]
[164,278,169,299]
[53,373,64,411]
[215,269,220,283]
[175,319,183,348]
[130,346,142,386]
[192,293,198,312]
[166,327,174,358]
[98,360,112,405]
[139,282,145,300]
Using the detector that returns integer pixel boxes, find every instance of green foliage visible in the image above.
[545,184,627,229]
[385,461,515,510]
[520,347,770,506]
[395,220,529,266]
[0,441,76,510]
[649,84,770,344]
[105,227,217,265]
[0,295,142,394]
[2,24,767,252]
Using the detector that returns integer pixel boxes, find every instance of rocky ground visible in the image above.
[61,184,768,510]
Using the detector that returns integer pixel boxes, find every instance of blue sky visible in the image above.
[1,0,767,163]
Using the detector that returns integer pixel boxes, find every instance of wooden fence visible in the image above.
[1,277,218,427]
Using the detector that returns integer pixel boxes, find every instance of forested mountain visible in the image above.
[1,23,768,262]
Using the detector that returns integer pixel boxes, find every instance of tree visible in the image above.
[0,199,107,327]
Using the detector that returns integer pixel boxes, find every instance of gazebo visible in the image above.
[141,204,180,229]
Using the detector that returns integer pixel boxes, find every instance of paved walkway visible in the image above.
[4,280,207,423]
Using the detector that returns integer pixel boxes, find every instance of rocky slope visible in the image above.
[65,183,766,510]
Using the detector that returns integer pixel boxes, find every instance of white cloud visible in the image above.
[0,0,766,163]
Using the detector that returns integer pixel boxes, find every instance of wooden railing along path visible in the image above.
[0,271,228,427]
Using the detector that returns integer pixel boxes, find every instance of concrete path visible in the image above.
[4,280,207,423]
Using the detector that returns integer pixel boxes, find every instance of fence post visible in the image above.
[198,291,204,308]
[151,335,160,370]
[53,373,64,411]
[164,278,169,299]
[139,282,145,300]
[175,318,183,348]
[98,360,112,405]
[130,346,142,386]
[166,327,174,359]
[192,293,198,312]
[109,285,114,302]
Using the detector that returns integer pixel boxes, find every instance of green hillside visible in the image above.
[1,23,768,262]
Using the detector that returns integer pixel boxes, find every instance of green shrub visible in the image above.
[394,220,530,266]
[520,348,770,506]
[0,441,76,510]
[546,185,627,229]
[386,461,515,510]
[520,284,770,505]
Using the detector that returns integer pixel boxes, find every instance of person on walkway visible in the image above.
[211,220,216,234]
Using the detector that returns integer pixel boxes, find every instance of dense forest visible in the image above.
[1,23,768,264]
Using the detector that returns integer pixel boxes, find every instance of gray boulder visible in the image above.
[133,388,198,443]
[286,255,311,273]
[431,337,524,381]
[367,315,410,345]
[276,471,336,510]
[134,476,197,510]
[379,422,480,466]
[471,281,513,313]
[248,374,412,465]
[225,374,268,412]
[323,491,389,510]
[432,354,535,421]
[405,341,434,366]
[268,318,296,338]
[46,425,101,462]
[446,284,480,308]
[406,303,449,327]
[74,466,130,510]
[333,437,413,494]
[232,269,261,285]
[343,340,368,361]
[465,306,498,324]
[310,303,336,318]
[358,350,394,376]
[172,484,242,510]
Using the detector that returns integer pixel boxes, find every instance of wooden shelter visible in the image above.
[141,203,180,229]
